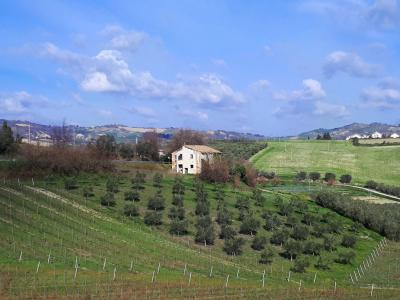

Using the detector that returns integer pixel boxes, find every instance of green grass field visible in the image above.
[1,166,400,298]
[251,140,400,185]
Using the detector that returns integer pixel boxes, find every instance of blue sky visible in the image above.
[1,0,400,136]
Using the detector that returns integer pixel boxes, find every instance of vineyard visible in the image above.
[0,171,399,298]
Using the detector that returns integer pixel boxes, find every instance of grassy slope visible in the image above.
[251,140,400,185]
[1,169,397,298]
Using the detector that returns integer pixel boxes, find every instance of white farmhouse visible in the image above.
[371,131,382,139]
[390,133,400,139]
[171,145,221,174]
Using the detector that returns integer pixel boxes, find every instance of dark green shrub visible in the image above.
[303,240,323,256]
[106,178,119,193]
[168,206,185,220]
[251,235,268,251]
[295,171,307,181]
[259,246,275,264]
[219,225,237,240]
[335,251,356,264]
[124,204,139,217]
[339,174,352,184]
[169,219,188,235]
[309,172,321,181]
[144,211,163,226]
[82,186,94,197]
[292,224,309,240]
[239,215,261,235]
[291,256,310,273]
[324,172,336,182]
[283,238,303,260]
[100,192,116,207]
[64,178,78,190]
[153,173,163,188]
[147,193,165,211]
[252,189,266,207]
[271,228,290,245]
[124,190,140,202]
[314,256,331,270]
[341,234,357,248]
[223,237,245,255]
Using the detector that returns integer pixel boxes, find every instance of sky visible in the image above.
[0,0,400,136]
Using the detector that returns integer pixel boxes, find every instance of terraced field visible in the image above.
[251,140,400,185]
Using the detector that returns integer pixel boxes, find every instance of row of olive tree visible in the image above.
[314,191,400,240]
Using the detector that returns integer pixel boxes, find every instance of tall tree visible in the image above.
[0,121,16,155]
[136,131,160,161]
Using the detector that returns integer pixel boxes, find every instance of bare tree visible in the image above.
[51,119,72,147]
[167,129,206,154]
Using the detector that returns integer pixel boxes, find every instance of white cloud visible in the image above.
[323,51,380,78]
[251,79,271,90]
[274,79,326,101]
[272,79,349,118]
[81,72,121,92]
[40,43,243,107]
[366,0,400,30]
[101,25,147,52]
[0,91,47,114]
[361,78,400,108]
[300,0,400,31]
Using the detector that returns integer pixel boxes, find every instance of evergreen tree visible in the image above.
[0,121,16,155]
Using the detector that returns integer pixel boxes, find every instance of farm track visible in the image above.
[344,185,400,202]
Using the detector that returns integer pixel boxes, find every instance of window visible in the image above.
[190,154,193,159]
[178,154,183,160]
[190,165,194,169]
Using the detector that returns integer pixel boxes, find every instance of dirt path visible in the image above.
[343,184,400,202]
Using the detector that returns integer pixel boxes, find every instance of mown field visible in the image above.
[251,140,400,185]
[1,165,399,298]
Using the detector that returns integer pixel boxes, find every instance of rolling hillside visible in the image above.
[250,140,400,185]
[0,171,395,298]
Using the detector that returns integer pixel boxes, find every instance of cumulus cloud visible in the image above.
[101,25,147,52]
[361,77,400,108]
[323,51,380,78]
[272,79,349,118]
[40,43,243,107]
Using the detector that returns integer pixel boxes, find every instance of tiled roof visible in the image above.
[172,144,221,154]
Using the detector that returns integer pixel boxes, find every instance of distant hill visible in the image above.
[0,119,265,143]
[297,122,400,140]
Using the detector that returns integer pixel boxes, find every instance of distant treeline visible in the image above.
[314,191,400,240]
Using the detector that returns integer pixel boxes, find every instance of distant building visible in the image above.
[371,131,383,139]
[346,134,362,140]
[390,133,400,139]
[171,145,221,174]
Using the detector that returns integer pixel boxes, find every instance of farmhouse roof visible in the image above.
[173,145,221,154]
